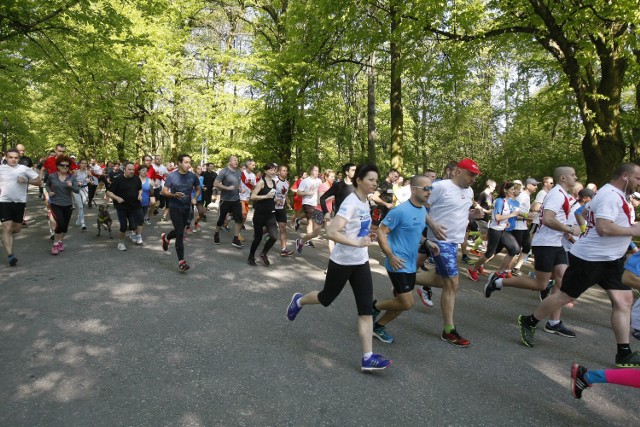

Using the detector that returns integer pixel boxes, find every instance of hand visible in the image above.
[228,185,236,191]
[138,195,142,201]
[175,192,185,198]
[426,240,440,256]
[568,225,580,236]
[66,181,72,187]
[192,198,197,205]
[357,236,375,247]
[389,254,406,271]
[17,176,27,183]
[430,222,448,240]
[117,197,125,204]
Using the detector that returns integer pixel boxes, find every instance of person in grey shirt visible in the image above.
[213,155,244,248]
[46,155,79,255]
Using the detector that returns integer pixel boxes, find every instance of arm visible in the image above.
[250,180,266,201]
[370,191,392,210]
[319,184,337,214]
[596,217,640,237]
[541,209,580,236]
[376,223,405,271]
[325,215,371,247]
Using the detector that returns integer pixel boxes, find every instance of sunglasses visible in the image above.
[58,164,70,167]
[413,185,434,191]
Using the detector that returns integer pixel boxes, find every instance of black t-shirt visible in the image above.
[109,175,142,210]
[376,180,395,207]
[19,156,33,168]
[477,191,494,222]
[202,170,217,191]
[320,180,354,214]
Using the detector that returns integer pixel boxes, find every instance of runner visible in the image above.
[46,155,80,255]
[161,154,201,271]
[286,164,392,372]
[247,163,278,266]
[370,175,438,343]
[240,159,258,240]
[571,363,640,399]
[274,164,294,256]
[485,166,580,339]
[213,155,244,248]
[514,163,640,368]
[370,168,399,231]
[424,158,483,347]
[106,162,144,250]
[294,165,322,253]
[0,148,41,266]
[511,178,538,275]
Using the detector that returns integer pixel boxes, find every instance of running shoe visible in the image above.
[373,325,395,343]
[512,268,523,277]
[294,218,301,231]
[81,224,87,231]
[194,224,201,232]
[160,217,167,222]
[287,293,302,321]
[361,354,391,372]
[8,255,17,267]
[484,273,501,298]
[179,260,190,272]
[426,257,435,265]
[539,280,554,301]
[543,321,576,338]
[469,249,483,257]
[416,287,434,307]
[51,243,59,255]
[117,242,127,251]
[186,226,192,234]
[136,235,143,246]
[161,233,169,251]
[213,232,220,244]
[371,302,380,322]
[295,238,303,254]
[247,257,257,266]
[259,252,270,266]
[518,315,536,347]
[615,351,640,368]
[467,267,479,282]
[477,265,486,275]
[280,248,294,257]
[144,218,152,225]
[232,237,244,248]
[305,241,315,248]
[441,329,470,347]
[58,241,65,252]
[461,254,473,264]
[571,363,590,399]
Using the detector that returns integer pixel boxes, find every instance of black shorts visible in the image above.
[0,202,26,223]
[275,209,287,223]
[532,246,568,273]
[116,208,144,232]
[561,253,629,299]
[217,200,243,225]
[387,271,417,294]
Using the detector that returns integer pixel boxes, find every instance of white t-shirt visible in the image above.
[329,192,371,266]
[274,177,289,210]
[427,179,474,244]
[0,164,39,203]
[531,185,574,247]
[299,176,322,206]
[515,191,531,230]
[153,164,169,188]
[489,197,513,231]
[240,170,257,202]
[531,189,548,225]
[570,183,634,261]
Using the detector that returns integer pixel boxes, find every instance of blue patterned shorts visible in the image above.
[430,240,459,278]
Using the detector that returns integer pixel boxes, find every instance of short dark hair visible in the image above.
[353,164,379,188]
[56,155,71,165]
[613,162,639,180]
[5,148,19,156]
[342,163,356,175]
[498,181,515,199]
[143,155,153,161]
[177,154,191,163]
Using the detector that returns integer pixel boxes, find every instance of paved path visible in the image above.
[1,190,639,426]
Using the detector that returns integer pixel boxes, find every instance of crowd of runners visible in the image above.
[2,143,640,393]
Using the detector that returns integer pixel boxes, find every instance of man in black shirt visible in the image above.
[320,163,356,218]
[201,163,218,221]
[371,168,400,230]
[106,162,143,250]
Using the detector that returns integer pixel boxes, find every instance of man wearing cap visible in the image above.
[515,163,640,368]
[424,158,483,347]
[511,178,540,276]
[483,166,581,339]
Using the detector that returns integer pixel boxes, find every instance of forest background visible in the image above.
[1,0,639,186]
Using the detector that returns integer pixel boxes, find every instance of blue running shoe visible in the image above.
[287,293,302,321]
[361,353,392,371]
[295,238,304,254]
[8,254,17,267]
[373,325,394,343]
[371,301,380,323]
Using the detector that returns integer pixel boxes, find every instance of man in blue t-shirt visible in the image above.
[371,175,439,343]
[161,154,201,272]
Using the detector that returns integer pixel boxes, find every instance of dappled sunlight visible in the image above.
[15,370,96,402]
[179,413,204,427]
[54,318,111,335]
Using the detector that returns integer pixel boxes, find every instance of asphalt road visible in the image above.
[1,190,639,426]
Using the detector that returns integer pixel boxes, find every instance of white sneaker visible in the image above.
[117,242,127,251]
[136,235,143,245]
[129,233,135,242]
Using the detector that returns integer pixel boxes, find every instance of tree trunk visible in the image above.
[389,4,403,173]
[367,53,377,164]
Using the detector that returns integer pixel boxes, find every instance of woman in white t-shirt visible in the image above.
[286,164,391,372]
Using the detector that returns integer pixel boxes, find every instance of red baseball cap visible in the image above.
[456,158,481,175]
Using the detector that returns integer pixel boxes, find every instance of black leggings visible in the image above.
[318,260,373,316]
[50,204,73,234]
[87,184,97,207]
[510,229,531,254]
[485,228,519,258]
[167,206,190,260]
[249,211,278,257]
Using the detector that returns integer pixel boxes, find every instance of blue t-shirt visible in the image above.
[505,198,520,231]
[381,200,427,273]
[164,170,200,208]
[192,176,204,201]
[625,251,640,277]
[141,177,151,207]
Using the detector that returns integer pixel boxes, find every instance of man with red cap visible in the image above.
[424,158,483,347]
